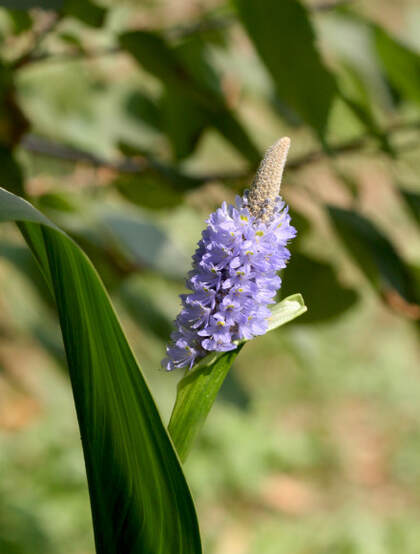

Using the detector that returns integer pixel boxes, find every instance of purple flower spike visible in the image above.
[162,137,296,371]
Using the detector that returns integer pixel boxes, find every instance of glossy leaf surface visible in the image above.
[0,188,202,554]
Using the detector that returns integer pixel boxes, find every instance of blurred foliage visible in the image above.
[0,0,420,552]
[235,0,337,140]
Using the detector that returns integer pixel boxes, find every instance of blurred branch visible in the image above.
[14,46,121,67]
[20,134,149,173]
[314,0,352,11]
[11,12,62,70]
[20,119,420,187]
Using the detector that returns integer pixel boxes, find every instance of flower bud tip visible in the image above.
[248,137,291,221]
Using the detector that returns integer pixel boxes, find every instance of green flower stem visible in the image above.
[168,294,307,462]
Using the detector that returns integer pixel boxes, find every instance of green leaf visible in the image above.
[119,30,260,163]
[374,24,420,106]
[281,252,359,323]
[328,205,418,304]
[124,89,162,131]
[8,9,33,34]
[59,31,84,50]
[168,294,307,463]
[63,0,106,28]
[339,89,392,154]
[0,146,24,196]
[400,188,420,225]
[160,87,208,160]
[235,0,337,139]
[0,63,29,147]
[0,188,202,554]
[114,172,184,210]
[119,276,173,342]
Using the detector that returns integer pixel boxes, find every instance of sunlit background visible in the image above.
[0,0,420,552]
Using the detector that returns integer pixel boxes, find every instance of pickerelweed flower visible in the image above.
[163,137,296,371]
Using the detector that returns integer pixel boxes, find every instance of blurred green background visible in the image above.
[0,0,420,552]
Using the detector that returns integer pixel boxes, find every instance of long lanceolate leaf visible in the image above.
[0,188,202,554]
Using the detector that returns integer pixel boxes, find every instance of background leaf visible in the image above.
[328,206,418,305]
[235,0,337,140]
[119,30,260,162]
[281,252,359,323]
[400,189,420,225]
[374,25,420,107]
[63,0,106,28]
[0,188,202,554]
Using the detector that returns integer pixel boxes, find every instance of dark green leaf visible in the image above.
[400,188,420,225]
[328,205,418,304]
[0,147,24,195]
[168,294,306,462]
[336,61,391,153]
[289,208,311,244]
[119,31,184,89]
[119,30,260,163]
[374,25,420,106]
[340,93,392,154]
[59,31,84,50]
[160,88,208,160]
[8,9,33,33]
[0,63,29,147]
[119,276,173,342]
[63,0,106,28]
[281,251,359,323]
[124,90,162,131]
[114,172,184,210]
[235,0,337,139]
[0,188,202,554]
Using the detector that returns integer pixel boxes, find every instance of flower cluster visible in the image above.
[163,193,296,370]
[163,138,296,371]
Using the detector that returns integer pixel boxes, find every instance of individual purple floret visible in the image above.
[163,138,296,371]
